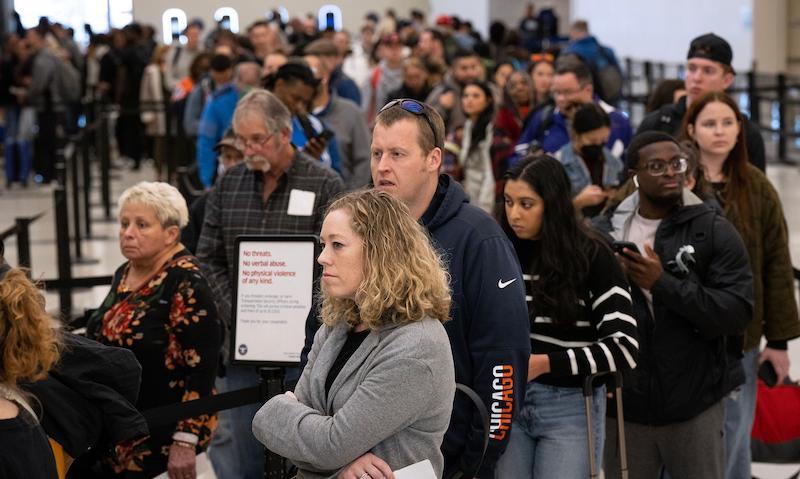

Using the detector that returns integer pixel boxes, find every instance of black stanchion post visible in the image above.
[15,217,32,274]
[69,138,83,260]
[260,367,286,479]
[658,62,665,80]
[643,61,653,95]
[53,156,72,319]
[81,128,93,238]
[777,73,787,162]
[748,69,760,127]
[100,113,112,220]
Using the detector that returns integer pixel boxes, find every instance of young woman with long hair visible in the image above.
[458,80,498,213]
[495,155,638,477]
[683,91,800,478]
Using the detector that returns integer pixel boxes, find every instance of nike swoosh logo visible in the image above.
[498,278,517,289]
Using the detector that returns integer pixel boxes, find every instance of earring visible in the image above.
[633,175,639,188]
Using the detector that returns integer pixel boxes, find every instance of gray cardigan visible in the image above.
[252,317,455,478]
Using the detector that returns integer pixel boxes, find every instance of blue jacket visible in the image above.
[330,68,362,106]
[556,143,624,197]
[197,83,239,188]
[425,176,531,478]
[564,36,620,70]
[509,100,632,165]
[291,115,343,175]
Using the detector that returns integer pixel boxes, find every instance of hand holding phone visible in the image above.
[612,241,640,259]
[759,361,778,388]
[316,129,334,142]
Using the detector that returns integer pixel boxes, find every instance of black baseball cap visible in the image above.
[687,33,733,70]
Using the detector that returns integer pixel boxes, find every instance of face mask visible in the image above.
[580,144,604,161]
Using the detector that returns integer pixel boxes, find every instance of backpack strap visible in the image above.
[533,104,555,144]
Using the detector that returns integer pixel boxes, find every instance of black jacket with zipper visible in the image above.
[593,190,754,425]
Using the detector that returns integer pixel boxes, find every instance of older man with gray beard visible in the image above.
[196,89,343,479]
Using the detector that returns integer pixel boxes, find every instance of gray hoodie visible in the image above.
[253,317,455,478]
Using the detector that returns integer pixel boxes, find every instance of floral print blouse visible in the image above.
[87,250,221,475]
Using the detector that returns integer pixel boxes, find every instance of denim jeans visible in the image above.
[3,107,33,183]
[724,348,759,479]
[209,365,266,479]
[495,380,606,478]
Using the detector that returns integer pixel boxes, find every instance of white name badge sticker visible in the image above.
[287,189,316,216]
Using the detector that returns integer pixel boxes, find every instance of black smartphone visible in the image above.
[758,361,778,388]
[316,130,334,142]
[612,241,640,258]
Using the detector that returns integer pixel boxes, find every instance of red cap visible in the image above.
[435,15,453,26]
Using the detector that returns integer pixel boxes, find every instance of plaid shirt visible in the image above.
[196,151,344,329]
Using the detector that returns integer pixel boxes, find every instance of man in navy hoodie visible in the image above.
[370,99,531,478]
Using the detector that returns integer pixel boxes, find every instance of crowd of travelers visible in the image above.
[0,3,799,479]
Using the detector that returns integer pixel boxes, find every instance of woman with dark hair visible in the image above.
[558,102,623,217]
[457,80,497,213]
[683,91,800,477]
[646,78,685,113]
[495,70,534,146]
[493,60,515,90]
[527,56,554,108]
[495,155,638,478]
[494,71,536,198]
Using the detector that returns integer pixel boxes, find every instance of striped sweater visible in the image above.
[515,240,639,388]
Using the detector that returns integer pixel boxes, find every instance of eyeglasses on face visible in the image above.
[379,99,439,148]
[234,133,272,151]
[641,157,689,176]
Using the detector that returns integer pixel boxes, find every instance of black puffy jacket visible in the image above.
[594,190,754,425]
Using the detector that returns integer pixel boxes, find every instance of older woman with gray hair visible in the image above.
[87,181,221,479]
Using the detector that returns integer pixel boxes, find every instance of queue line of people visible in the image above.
[1,7,800,479]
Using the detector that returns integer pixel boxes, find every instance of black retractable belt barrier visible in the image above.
[140,367,289,478]
[143,384,264,428]
[0,211,46,276]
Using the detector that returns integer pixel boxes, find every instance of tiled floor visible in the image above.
[0,158,798,477]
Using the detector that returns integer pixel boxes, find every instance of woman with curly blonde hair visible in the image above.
[0,258,61,478]
[253,189,456,479]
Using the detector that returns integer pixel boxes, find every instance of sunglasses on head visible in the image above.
[530,53,554,63]
[379,99,439,149]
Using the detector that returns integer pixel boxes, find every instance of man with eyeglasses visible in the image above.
[594,131,753,479]
[197,89,343,479]
[509,56,632,164]
[351,98,530,478]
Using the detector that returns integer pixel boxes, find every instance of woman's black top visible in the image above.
[325,328,371,398]
[0,404,58,479]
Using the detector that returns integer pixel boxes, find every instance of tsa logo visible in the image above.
[238,344,248,356]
